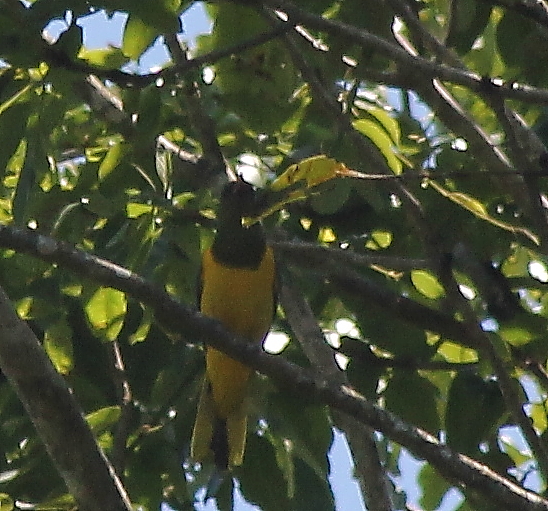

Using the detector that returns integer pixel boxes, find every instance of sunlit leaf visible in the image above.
[122,15,158,60]
[85,406,121,435]
[369,229,392,249]
[437,342,478,364]
[411,270,445,299]
[352,119,402,174]
[98,142,131,181]
[78,47,129,69]
[85,287,127,342]
[270,155,342,192]
[528,402,548,434]
[126,202,154,218]
[418,464,450,510]
[0,493,14,511]
[44,319,74,375]
[499,435,532,467]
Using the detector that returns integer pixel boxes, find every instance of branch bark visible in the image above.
[264,0,548,106]
[0,225,547,510]
[0,285,132,511]
[279,271,394,511]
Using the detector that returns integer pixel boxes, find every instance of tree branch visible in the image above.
[0,285,132,511]
[272,238,432,271]
[279,271,394,511]
[0,225,546,510]
[264,0,548,106]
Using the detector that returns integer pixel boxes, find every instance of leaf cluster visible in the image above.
[2,1,548,511]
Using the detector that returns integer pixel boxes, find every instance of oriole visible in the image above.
[190,178,276,469]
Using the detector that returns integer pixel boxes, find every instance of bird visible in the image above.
[190,177,276,469]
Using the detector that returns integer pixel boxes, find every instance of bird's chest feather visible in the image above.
[200,247,275,341]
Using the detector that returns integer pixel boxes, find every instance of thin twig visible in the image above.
[481,84,548,250]
[265,0,548,106]
[165,33,227,183]
[272,238,432,271]
[109,341,134,479]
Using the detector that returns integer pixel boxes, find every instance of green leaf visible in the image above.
[122,15,158,60]
[529,402,548,434]
[496,11,548,84]
[98,141,131,181]
[78,47,129,69]
[0,100,30,173]
[12,127,48,226]
[499,435,532,467]
[309,179,352,216]
[44,319,74,375]
[352,119,402,174]
[368,229,392,249]
[238,434,292,511]
[384,371,441,433]
[445,372,505,456]
[134,85,163,146]
[55,23,83,61]
[437,342,478,364]
[411,270,445,299]
[265,392,333,478]
[446,0,492,55]
[498,313,547,347]
[366,106,401,146]
[350,297,435,360]
[293,457,335,511]
[85,287,127,342]
[85,406,121,435]
[0,493,14,511]
[418,464,450,510]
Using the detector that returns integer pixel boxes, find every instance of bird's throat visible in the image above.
[211,221,266,269]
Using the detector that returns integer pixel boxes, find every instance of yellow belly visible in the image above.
[200,246,275,418]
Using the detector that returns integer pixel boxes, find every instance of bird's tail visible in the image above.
[191,379,248,469]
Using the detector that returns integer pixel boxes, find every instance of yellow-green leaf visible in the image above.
[44,320,74,375]
[438,342,478,364]
[78,47,129,69]
[368,229,393,249]
[411,270,445,299]
[85,287,127,342]
[353,119,402,174]
[270,155,341,192]
[0,493,14,511]
[126,202,153,218]
[86,406,121,435]
[122,15,158,60]
[99,142,130,181]
[529,402,548,434]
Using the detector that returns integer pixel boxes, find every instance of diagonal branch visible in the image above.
[0,284,132,511]
[0,225,546,510]
[264,0,548,106]
[279,270,394,511]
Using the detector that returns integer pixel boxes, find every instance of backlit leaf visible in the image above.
[85,287,127,342]
[411,270,445,299]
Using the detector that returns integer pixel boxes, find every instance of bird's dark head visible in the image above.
[213,177,266,268]
[218,178,260,220]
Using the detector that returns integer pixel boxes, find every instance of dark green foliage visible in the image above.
[0,1,548,511]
